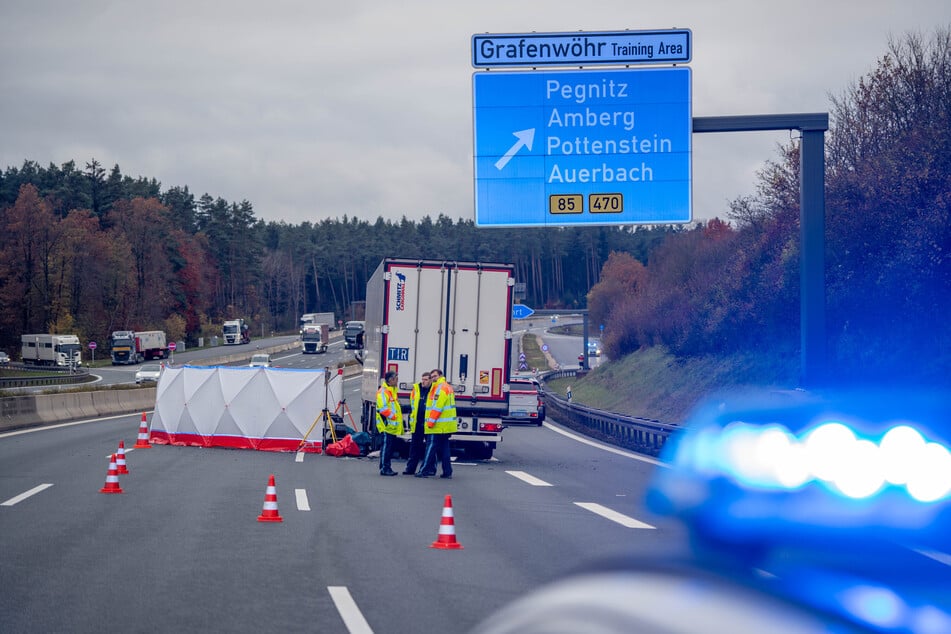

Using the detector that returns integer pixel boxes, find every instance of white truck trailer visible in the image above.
[21,334,82,367]
[299,312,337,332]
[360,259,515,459]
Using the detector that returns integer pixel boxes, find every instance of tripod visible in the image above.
[334,398,357,429]
[297,366,340,452]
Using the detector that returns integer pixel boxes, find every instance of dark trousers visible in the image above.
[420,433,452,477]
[379,432,397,473]
[404,428,426,474]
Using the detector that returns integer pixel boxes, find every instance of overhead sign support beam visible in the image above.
[694,114,829,388]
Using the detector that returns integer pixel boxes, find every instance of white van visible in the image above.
[504,379,545,426]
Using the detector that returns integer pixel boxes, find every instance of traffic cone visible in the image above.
[115,440,129,474]
[257,474,283,523]
[430,495,463,549]
[133,413,151,449]
[99,454,124,494]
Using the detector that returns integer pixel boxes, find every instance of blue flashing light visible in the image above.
[679,418,951,503]
[646,389,951,549]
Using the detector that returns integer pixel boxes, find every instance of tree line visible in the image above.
[0,159,674,353]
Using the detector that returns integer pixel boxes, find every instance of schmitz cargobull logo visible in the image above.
[394,272,407,311]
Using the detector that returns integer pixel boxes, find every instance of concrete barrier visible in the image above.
[0,387,157,433]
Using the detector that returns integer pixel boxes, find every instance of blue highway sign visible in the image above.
[512,304,535,319]
[473,67,692,227]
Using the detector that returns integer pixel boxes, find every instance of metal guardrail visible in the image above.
[538,369,680,457]
[0,364,92,389]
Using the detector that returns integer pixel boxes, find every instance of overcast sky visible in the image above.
[1,1,948,226]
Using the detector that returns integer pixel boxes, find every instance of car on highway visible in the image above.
[134,363,162,384]
[248,353,271,368]
[587,340,602,356]
[504,378,545,426]
[0,351,9,365]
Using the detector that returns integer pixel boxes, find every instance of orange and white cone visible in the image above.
[133,412,151,449]
[257,474,283,523]
[99,454,124,494]
[430,494,463,549]
[115,440,129,474]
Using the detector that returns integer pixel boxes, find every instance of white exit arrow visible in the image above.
[494,128,535,171]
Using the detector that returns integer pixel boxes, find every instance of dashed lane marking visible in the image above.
[296,488,311,511]
[574,502,655,529]
[2,483,54,506]
[328,586,373,634]
[506,470,553,486]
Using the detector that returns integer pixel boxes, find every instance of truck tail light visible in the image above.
[479,422,502,433]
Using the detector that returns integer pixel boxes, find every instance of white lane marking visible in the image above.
[0,412,149,439]
[574,502,655,529]
[328,586,373,634]
[295,488,311,511]
[2,483,54,506]
[295,451,305,463]
[543,422,669,468]
[506,470,553,486]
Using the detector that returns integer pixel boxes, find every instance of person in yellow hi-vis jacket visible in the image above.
[375,370,403,476]
[415,369,457,479]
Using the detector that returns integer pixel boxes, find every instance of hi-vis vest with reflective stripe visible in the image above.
[409,382,426,434]
[425,377,457,434]
[376,383,403,435]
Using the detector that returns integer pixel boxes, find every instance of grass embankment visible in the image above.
[518,334,550,374]
[531,334,798,424]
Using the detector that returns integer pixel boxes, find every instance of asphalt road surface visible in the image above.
[0,384,687,633]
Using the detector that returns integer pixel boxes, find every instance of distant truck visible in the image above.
[344,320,365,350]
[301,324,329,354]
[21,334,82,367]
[109,330,169,364]
[299,312,337,333]
[360,259,515,460]
[223,319,250,345]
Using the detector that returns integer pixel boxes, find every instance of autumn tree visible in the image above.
[823,28,951,383]
[0,184,61,333]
